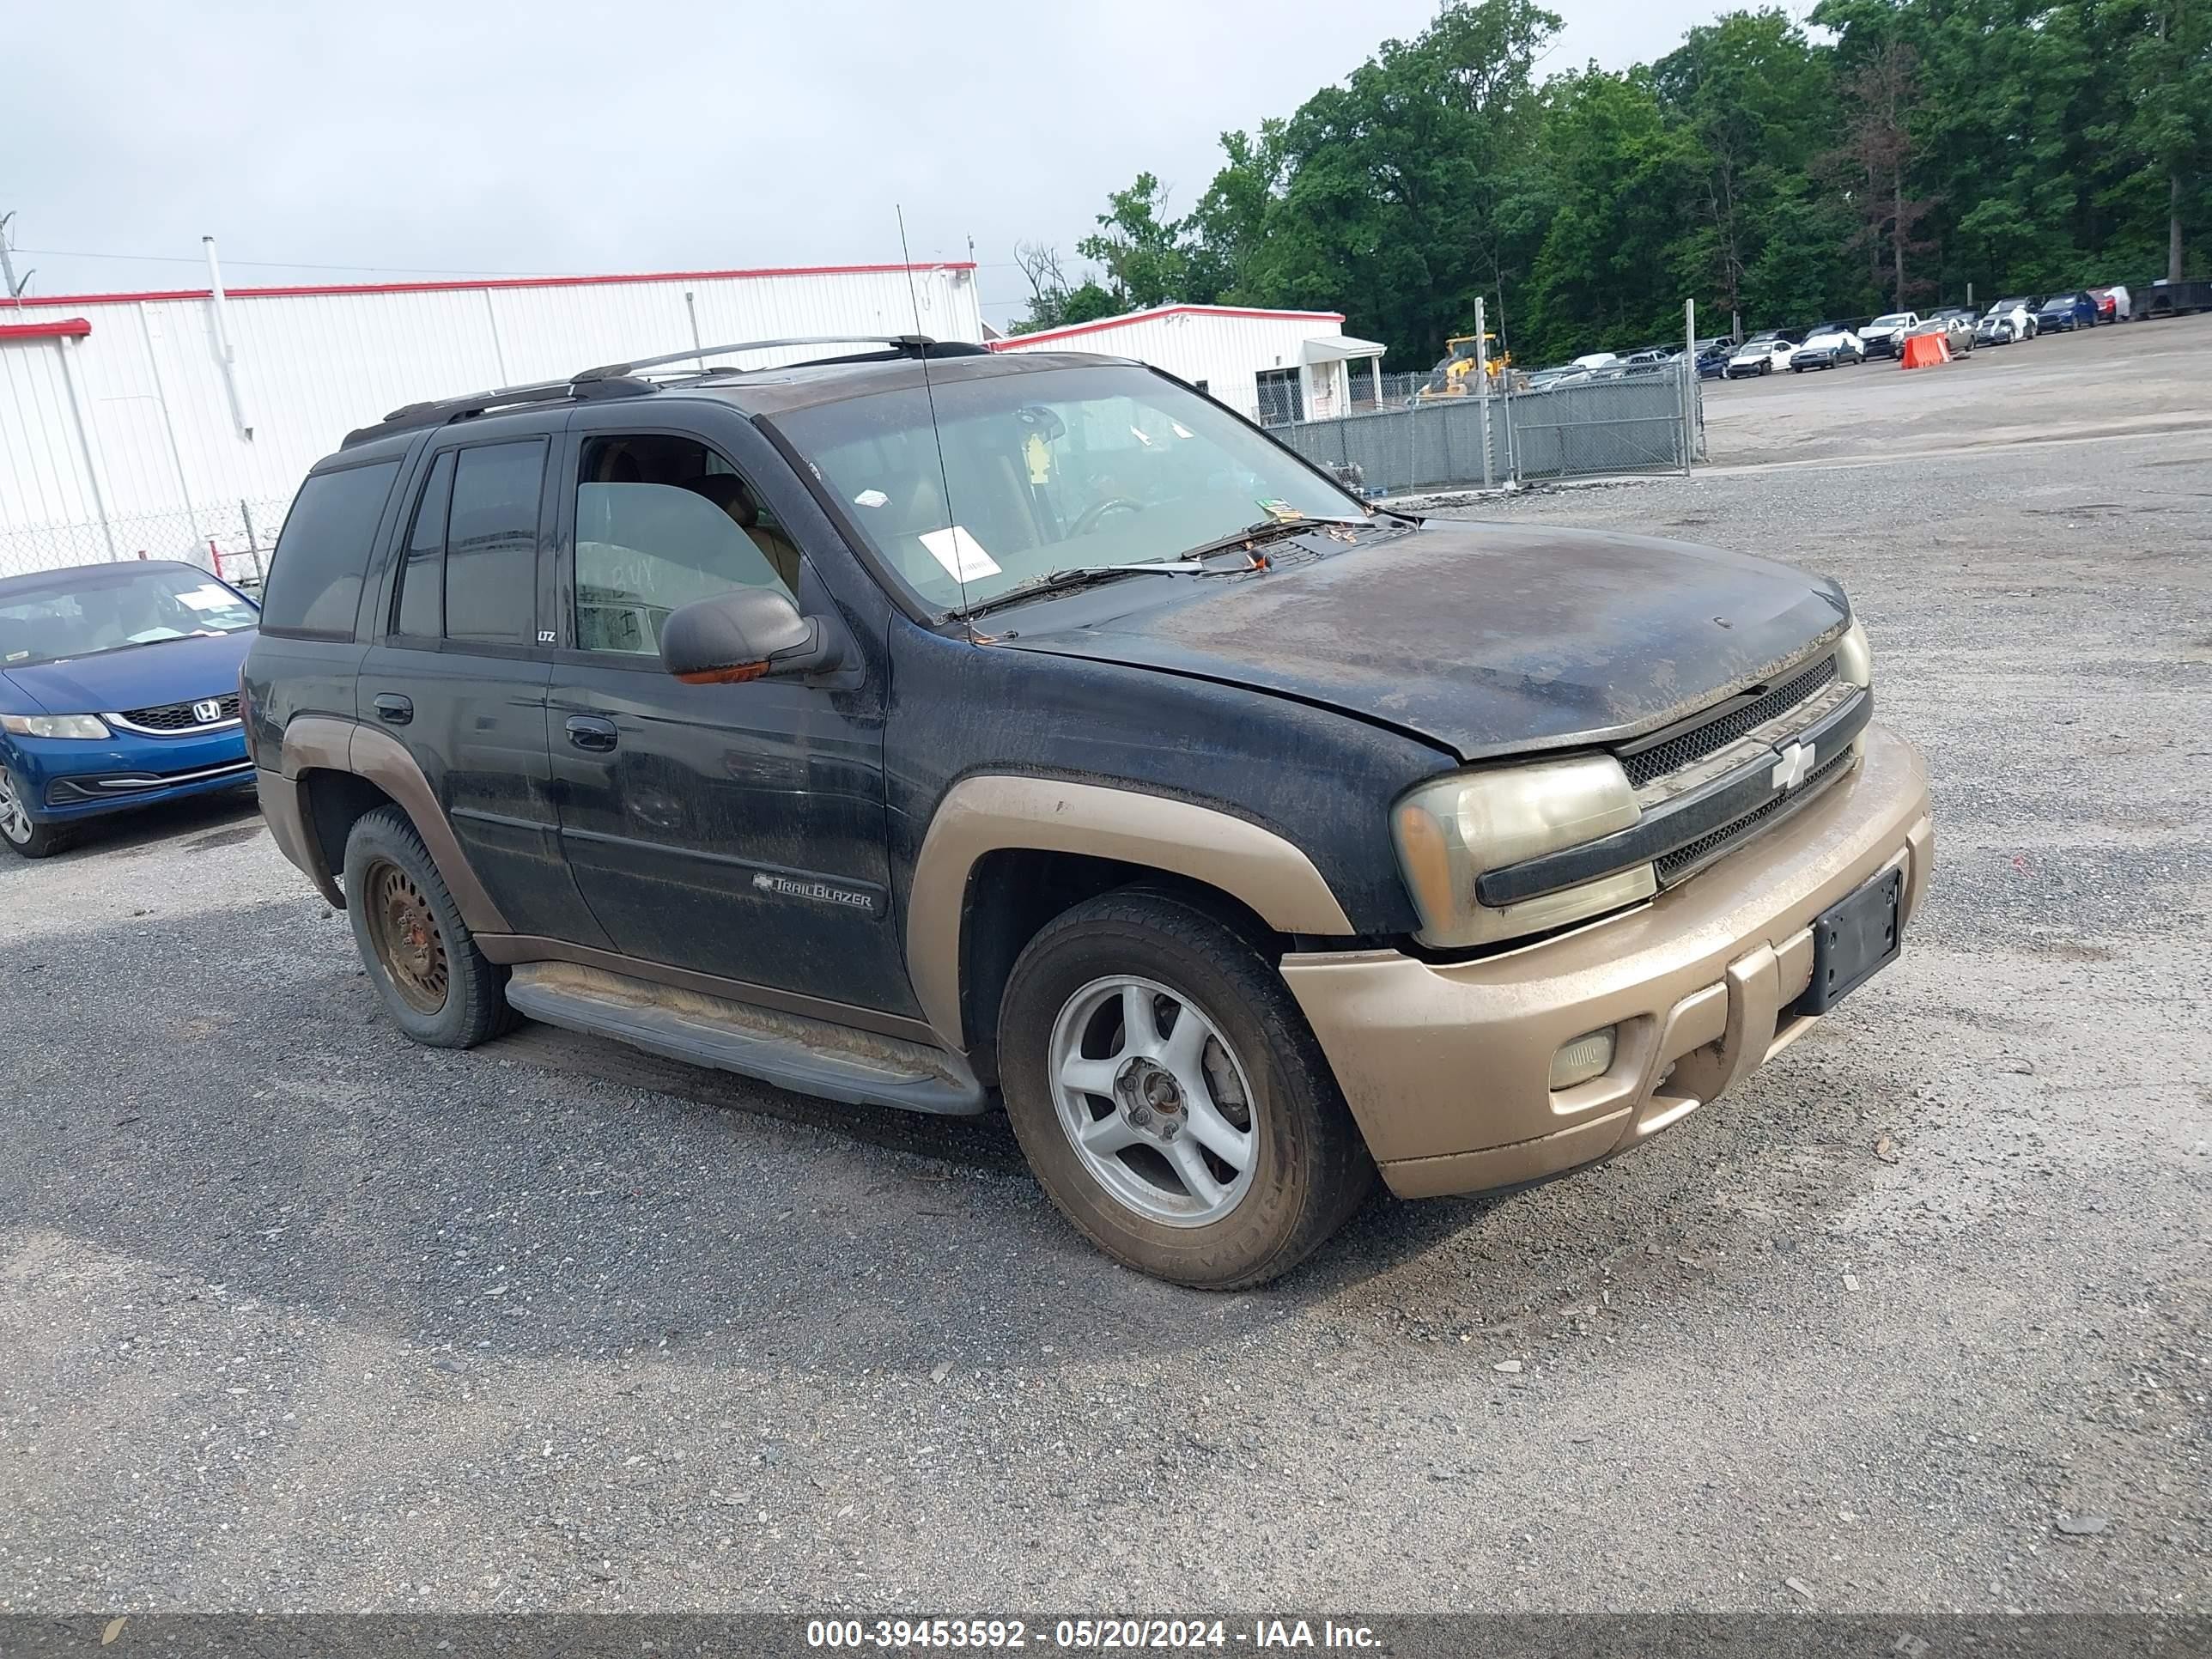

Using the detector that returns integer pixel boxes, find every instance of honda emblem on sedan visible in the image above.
[1771,740,1815,791]
[193,699,222,724]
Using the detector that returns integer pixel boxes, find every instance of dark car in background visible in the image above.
[0,561,260,857]
[2035,290,2098,331]
[1790,325,1865,371]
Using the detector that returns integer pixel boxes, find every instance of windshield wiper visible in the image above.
[1176,515,1370,565]
[945,559,1200,621]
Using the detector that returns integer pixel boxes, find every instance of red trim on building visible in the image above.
[0,317,92,341]
[6,262,978,311]
[990,303,1347,349]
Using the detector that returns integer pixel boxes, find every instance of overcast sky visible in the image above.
[8,0,1765,329]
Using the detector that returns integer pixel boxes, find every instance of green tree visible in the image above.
[1653,9,1841,337]
[1520,69,1703,359]
[1075,173,1199,310]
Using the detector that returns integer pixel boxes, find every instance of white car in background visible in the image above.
[1978,298,2039,343]
[1724,332,1797,378]
[1859,312,1920,357]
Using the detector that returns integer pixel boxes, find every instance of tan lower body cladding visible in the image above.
[1282,722,1933,1199]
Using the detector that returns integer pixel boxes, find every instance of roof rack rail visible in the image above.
[341,371,657,448]
[574,333,944,380]
[341,334,992,449]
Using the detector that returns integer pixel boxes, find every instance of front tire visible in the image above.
[998,890,1375,1289]
[343,805,517,1048]
[0,764,71,859]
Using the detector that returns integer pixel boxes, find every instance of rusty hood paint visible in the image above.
[994,520,1851,763]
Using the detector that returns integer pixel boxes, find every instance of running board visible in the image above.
[503,963,987,1116]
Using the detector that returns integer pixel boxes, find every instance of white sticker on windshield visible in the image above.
[853,489,889,509]
[175,584,234,611]
[918,526,1002,583]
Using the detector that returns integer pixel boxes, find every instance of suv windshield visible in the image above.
[1871,314,1910,327]
[768,364,1361,614]
[0,564,258,668]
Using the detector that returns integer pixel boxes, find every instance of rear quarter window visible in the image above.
[259,461,400,636]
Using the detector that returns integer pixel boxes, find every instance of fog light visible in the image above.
[1549,1027,1618,1091]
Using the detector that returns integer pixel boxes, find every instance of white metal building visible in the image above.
[0,260,982,577]
[991,304,1386,427]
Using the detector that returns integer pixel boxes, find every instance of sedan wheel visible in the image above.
[0,765,70,859]
[0,768,33,848]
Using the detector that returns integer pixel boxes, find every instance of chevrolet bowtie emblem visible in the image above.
[1771,740,1815,791]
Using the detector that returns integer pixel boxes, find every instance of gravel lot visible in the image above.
[3,317,2208,1618]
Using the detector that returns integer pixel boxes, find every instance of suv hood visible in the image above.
[995,521,1848,763]
[0,628,255,715]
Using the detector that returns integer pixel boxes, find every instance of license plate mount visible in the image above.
[1798,866,1905,1015]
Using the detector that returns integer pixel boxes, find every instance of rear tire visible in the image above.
[0,764,71,860]
[343,805,518,1048]
[997,889,1376,1289]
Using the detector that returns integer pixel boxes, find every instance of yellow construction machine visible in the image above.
[1416,332,1510,398]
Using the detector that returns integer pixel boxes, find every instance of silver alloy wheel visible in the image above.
[0,769,32,846]
[1048,974,1259,1228]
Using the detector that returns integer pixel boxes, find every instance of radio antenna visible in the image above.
[897,207,973,635]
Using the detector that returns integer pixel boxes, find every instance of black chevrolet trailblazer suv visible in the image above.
[244,335,1933,1287]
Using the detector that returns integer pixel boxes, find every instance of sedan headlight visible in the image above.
[1835,617,1873,688]
[1392,753,1655,949]
[0,713,112,740]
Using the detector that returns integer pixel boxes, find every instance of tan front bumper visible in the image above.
[1282,722,1934,1199]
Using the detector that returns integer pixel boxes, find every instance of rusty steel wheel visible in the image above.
[362,857,449,1014]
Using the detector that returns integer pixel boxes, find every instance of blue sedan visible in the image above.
[0,560,260,858]
[2034,290,2099,332]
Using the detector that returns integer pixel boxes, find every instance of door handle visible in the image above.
[565,714,618,752]
[374,693,413,726]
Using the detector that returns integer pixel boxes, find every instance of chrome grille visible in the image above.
[1623,657,1836,788]
[113,693,240,732]
[1654,748,1854,884]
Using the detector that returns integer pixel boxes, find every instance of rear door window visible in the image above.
[444,441,547,644]
[393,449,454,640]
[258,460,400,636]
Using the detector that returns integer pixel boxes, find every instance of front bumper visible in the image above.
[8,726,253,823]
[1282,722,1933,1199]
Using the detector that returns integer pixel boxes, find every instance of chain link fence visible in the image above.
[1273,364,1704,496]
[0,497,290,591]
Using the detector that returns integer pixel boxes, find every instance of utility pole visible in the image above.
[0,212,27,304]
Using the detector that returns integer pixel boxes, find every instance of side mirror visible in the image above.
[659,587,842,684]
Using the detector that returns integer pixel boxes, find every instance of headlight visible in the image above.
[1835,617,1873,687]
[0,713,111,740]
[1391,753,1655,950]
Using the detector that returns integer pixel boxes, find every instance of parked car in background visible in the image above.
[1725,331,1799,378]
[1571,352,1623,374]
[1910,314,1975,356]
[2087,285,2130,322]
[2035,291,2097,331]
[1860,313,1921,358]
[1790,327,1864,371]
[1523,365,1595,391]
[1620,349,1677,374]
[0,561,260,858]
[1981,298,2039,342]
[1694,339,1735,380]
